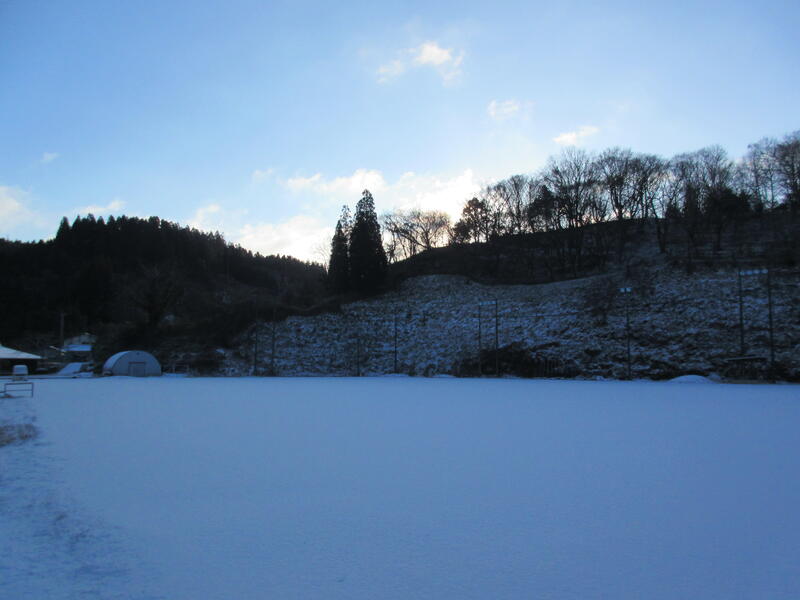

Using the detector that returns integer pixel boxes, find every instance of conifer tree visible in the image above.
[348,189,387,293]
[328,218,350,293]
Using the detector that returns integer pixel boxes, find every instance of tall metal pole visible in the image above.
[494,299,499,377]
[625,298,631,379]
[766,269,775,369]
[393,309,398,373]
[270,306,276,376]
[620,287,632,378]
[478,304,482,376]
[737,270,746,355]
[253,321,258,375]
[59,311,65,348]
[255,295,262,375]
[356,334,361,377]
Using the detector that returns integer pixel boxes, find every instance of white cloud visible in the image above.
[487,99,523,121]
[41,152,59,164]
[286,169,388,196]
[251,167,275,183]
[413,41,453,66]
[0,185,50,239]
[189,203,225,231]
[553,125,600,146]
[237,215,333,263]
[0,186,33,232]
[75,198,125,216]
[377,40,463,84]
[284,168,483,221]
[377,59,406,82]
[387,169,481,220]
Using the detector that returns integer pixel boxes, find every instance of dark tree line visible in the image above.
[0,214,326,345]
[452,129,798,242]
[328,190,388,294]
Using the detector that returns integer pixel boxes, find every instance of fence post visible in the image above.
[478,303,482,376]
[393,308,398,373]
[494,299,499,377]
[356,332,361,377]
[766,268,775,370]
[619,287,632,379]
[270,307,276,375]
[737,270,746,355]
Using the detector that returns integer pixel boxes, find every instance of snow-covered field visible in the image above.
[2,377,800,599]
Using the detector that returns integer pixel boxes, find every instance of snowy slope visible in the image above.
[232,267,800,379]
[3,377,800,599]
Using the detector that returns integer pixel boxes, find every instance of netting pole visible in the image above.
[270,306,276,376]
[478,303,482,377]
[356,330,361,377]
[494,299,499,377]
[626,298,631,379]
[393,308,398,373]
[766,269,775,369]
[737,270,746,355]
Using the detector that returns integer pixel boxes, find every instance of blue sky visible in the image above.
[1,0,798,261]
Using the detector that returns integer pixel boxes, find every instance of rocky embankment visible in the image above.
[228,265,799,380]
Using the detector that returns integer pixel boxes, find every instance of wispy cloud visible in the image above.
[377,41,464,84]
[487,99,534,122]
[75,198,125,216]
[284,168,482,221]
[0,185,49,239]
[286,169,388,196]
[237,215,333,262]
[553,125,600,146]
[0,186,34,231]
[41,152,59,164]
[251,167,275,183]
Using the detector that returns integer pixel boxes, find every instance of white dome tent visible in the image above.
[103,350,162,377]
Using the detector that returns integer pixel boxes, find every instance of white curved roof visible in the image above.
[102,351,127,371]
[102,350,159,372]
[0,344,42,360]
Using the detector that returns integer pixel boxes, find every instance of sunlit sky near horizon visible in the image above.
[2,0,798,262]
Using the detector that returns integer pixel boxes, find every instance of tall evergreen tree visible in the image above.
[328,219,350,293]
[349,189,387,293]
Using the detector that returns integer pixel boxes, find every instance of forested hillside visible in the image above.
[0,215,326,354]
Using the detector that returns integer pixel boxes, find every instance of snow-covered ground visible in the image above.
[2,377,800,599]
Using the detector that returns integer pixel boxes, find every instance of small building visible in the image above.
[102,350,162,377]
[62,333,96,362]
[0,343,42,375]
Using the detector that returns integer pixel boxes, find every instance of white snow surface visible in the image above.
[2,377,800,599]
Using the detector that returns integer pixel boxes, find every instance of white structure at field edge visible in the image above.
[103,351,161,377]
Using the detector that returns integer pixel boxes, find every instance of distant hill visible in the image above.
[0,215,326,357]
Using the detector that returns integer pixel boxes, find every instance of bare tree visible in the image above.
[740,137,779,210]
[774,131,800,207]
[543,148,599,273]
[597,148,635,221]
[382,209,452,261]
